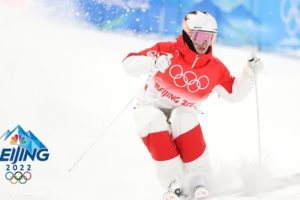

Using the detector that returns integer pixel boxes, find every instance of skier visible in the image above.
[122,11,263,200]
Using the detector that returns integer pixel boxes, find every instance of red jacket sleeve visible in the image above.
[216,58,235,94]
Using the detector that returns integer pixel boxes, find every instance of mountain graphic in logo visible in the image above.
[2,125,46,153]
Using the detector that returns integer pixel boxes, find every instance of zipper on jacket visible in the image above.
[191,54,199,68]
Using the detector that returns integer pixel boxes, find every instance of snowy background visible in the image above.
[0,1,300,200]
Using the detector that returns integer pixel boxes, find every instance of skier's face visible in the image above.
[190,30,214,54]
[193,40,210,54]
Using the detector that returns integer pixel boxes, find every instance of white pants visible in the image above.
[133,103,211,191]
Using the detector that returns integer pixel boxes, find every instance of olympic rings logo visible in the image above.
[5,171,32,184]
[280,0,300,36]
[168,64,209,93]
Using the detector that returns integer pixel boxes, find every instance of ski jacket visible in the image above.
[123,35,254,109]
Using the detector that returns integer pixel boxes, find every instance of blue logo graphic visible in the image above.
[0,125,50,184]
[0,125,49,164]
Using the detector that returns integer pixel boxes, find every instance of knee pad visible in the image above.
[169,107,206,163]
[134,105,169,137]
[169,107,199,139]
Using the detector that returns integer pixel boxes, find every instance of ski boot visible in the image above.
[163,180,186,200]
[193,185,209,199]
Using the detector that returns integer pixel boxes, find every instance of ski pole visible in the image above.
[254,73,262,168]
[68,92,137,172]
[69,72,156,172]
[250,52,263,168]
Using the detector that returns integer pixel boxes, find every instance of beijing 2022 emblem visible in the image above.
[0,125,49,184]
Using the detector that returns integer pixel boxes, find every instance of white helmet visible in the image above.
[182,11,218,44]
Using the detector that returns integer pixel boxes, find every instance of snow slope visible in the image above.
[0,3,300,200]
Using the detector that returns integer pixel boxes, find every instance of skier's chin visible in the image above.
[196,47,207,54]
[193,43,209,54]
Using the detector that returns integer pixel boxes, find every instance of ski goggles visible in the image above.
[190,30,215,45]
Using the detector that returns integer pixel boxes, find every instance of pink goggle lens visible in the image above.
[190,30,214,45]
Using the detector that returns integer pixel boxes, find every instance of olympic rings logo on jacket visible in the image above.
[5,171,32,184]
[168,64,210,93]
